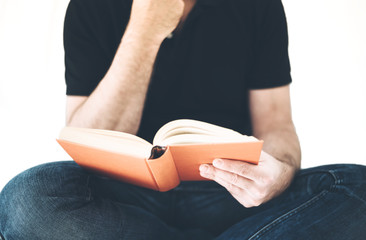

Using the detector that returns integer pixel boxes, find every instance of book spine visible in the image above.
[146,147,180,192]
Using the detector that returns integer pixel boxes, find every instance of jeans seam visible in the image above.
[248,190,329,240]
[328,170,343,186]
[118,210,126,238]
[170,190,177,226]
[85,175,92,201]
[298,170,338,184]
[329,170,366,206]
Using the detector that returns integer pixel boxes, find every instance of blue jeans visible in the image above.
[0,162,366,240]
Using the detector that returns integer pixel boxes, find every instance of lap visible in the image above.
[216,164,366,239]
[1,162,365,239]
[0,161,183,239]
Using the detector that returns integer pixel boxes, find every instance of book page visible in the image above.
[59,127,152,159]
[153,119,257,146]
[156,133,256,146]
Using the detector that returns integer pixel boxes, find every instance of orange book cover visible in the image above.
[57,119,264,192]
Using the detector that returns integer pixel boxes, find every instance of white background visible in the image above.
[0,0,365,191]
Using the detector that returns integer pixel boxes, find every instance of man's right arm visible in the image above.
[66,0,184,135]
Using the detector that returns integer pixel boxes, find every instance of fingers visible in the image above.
[199,164,264,208]
[199,155,296,208]
[199,164,249,190]
[212,158,258,181]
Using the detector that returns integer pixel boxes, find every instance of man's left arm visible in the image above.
[199,85,301,208]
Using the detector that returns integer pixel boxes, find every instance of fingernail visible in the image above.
[199,164,209,173]
[213,159,223,167]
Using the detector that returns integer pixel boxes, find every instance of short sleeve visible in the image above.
[63,0,129,96]
[247,0,292,89]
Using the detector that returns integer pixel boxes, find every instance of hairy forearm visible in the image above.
[255,123,301,170]
[66,0,185,134]
[249,86,301,171]
[67,28,163,134]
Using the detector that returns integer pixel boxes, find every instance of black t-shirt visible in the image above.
[64,0,292,142]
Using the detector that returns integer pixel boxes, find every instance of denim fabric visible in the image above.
[0,162,365,240]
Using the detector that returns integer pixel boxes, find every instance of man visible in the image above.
[0,0,365,239]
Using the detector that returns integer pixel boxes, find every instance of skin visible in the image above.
[66,0,187,134]
[66,0,301,208]
[199,85,301,208]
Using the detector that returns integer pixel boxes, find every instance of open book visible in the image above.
[57,119,263,191]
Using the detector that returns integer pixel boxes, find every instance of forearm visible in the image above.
[67,27,163,134]
[254,122,301,170]
[66,0,185,134]
[249,86,301,170]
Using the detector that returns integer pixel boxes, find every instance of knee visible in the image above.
[0,164,47,238]
[295,164,366,196]
[314,164,366,199]
[0,161,85,239]
[334,164,366,193]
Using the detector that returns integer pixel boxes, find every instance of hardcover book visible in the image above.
[57,119,263,191]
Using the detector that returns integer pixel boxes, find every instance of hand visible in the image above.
[128,0,184,41]
[199,151,296,208]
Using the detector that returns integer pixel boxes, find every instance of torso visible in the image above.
[64,0,292,142]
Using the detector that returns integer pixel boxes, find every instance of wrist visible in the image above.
[123,23,166,47]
